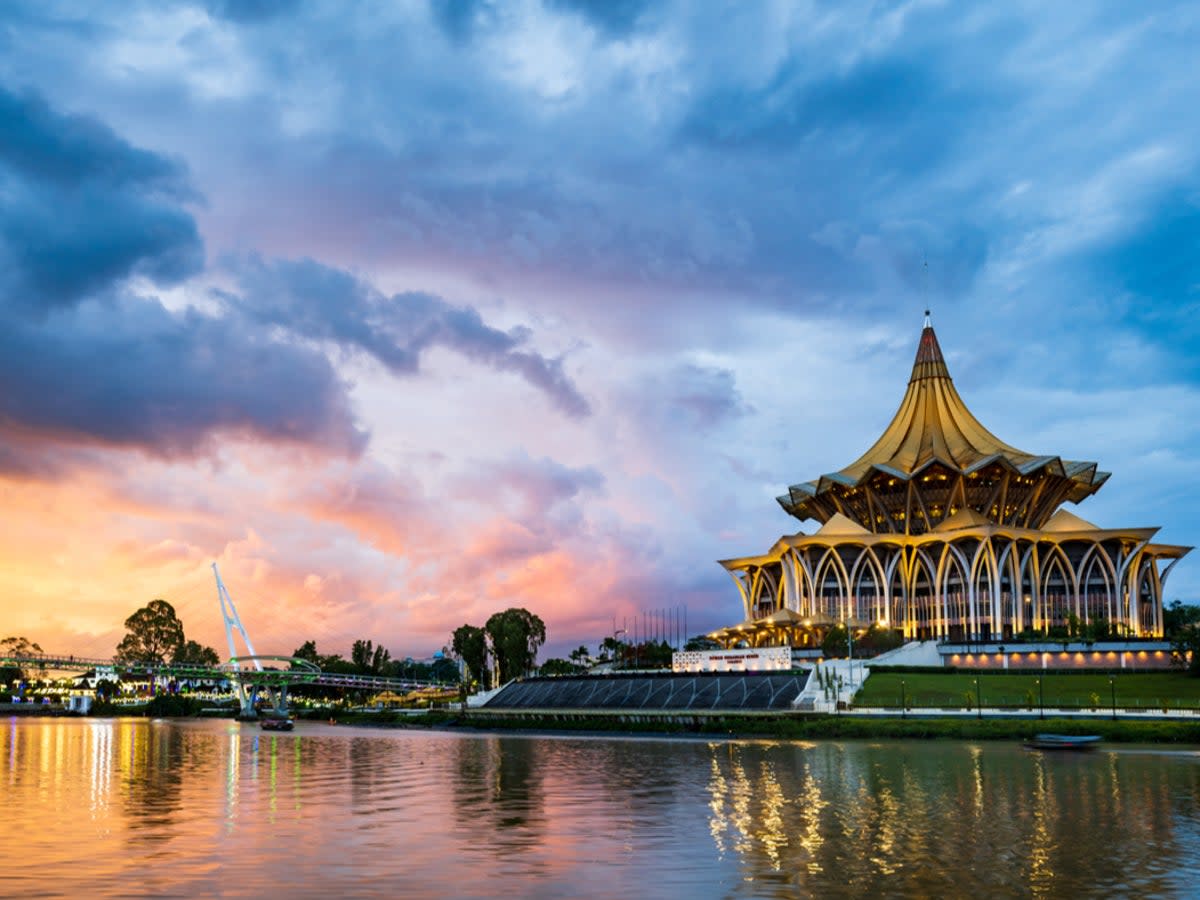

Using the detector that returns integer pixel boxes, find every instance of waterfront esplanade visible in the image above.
[715,315,1190,646]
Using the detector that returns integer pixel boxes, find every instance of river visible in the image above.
[4,718,1199,898]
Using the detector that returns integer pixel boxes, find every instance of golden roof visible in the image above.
[840,323,1038,479]
[777,315,1109,528]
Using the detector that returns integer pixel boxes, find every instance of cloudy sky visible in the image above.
[1,0,1197,661]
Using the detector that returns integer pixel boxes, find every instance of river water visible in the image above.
[4,718,1200,898]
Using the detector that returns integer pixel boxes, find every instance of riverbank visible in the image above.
[8,703,1198,743]
[0,703,83,717]
[317,709,1200,744]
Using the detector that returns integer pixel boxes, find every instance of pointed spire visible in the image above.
[910,310,949,382]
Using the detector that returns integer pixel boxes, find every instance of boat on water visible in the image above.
[1025,733,1101,751]
[259,716,294,732]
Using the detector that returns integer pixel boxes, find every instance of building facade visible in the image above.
[717,316,1190,645]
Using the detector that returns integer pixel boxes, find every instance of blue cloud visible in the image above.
[1,1,1198,605]
[1102,191,1200,311]
[430,0,486,44]
[201,0,301,24]
[0,88,364,463]
[0,86,203,311]
[0,295,365,467]
[545,0,648,37]
[228,256,592,418]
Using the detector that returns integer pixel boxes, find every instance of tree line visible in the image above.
[289,638,459,682]
[451,608,546,689]
[13,597,1197,692]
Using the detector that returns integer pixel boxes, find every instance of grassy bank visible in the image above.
[857,671,1200,711]
[434,712,1200,744]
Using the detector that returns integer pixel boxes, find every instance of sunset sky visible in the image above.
[1,1,1198,662]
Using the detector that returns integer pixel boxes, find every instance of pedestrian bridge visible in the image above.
[1,564,442,716]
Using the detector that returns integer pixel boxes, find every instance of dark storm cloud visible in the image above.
[174,7,997,315]
[0,296,365,464]
[0,87,364,466]
[229,256,592,418]
[0,86,203,311]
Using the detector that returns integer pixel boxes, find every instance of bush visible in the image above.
[145,694,203,717]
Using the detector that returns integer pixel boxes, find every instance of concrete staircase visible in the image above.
[793,659,870,711]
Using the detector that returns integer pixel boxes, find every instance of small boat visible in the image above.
[1025,733,1101,751]
[259,716,294,732]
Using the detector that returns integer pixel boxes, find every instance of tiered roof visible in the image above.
[776,315,1110,533]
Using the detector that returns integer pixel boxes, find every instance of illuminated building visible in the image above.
[715,314,1190,646]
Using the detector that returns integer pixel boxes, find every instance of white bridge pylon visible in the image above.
[213,563,283,717]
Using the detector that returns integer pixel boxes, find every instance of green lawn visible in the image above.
[855,671,1200,710]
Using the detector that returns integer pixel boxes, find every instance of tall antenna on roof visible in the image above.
[921,256,931,328]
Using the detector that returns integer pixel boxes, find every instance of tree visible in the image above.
[1170,624,1200,676]
[1165,601,1200,638]
[540,658,582,676]
[858,624,904,655]
[292,640,321,666]
[430,656,459,683]
[351,639,374,673]
[568,645,590,667]
[821,625,849,658]
[485,608,546,684]
[115,600,185,664]
[622,640,673,669]
[600,635,627,664]
[173,640,220,666]
[371,643,391,674]
[1,635,43,684]
[451,625,488,687]
[1066,611,1081,639]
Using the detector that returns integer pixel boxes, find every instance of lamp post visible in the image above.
[847,623,853,686]
[1036,676,1044,720]
[901,679,906,719]
[974,676,982,720]
[1109,675,1116,721]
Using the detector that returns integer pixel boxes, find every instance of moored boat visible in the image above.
[260,716,294,732]
[1025,733,1101,751]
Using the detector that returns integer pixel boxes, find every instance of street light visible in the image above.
[974,676,982,720]
[1036,676,1044,720]
[611,628,626,671]
[843,621,857,687]
[901,678,906,719]
[1109,675,1117,721]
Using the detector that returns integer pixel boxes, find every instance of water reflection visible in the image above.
[453,736,541,829]
[3,720,1199,898]
[702,740,1200,897]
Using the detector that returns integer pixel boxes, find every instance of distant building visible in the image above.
[714,315,1190,647]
